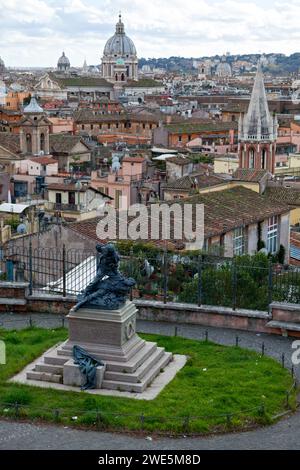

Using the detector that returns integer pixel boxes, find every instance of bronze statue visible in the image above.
[74,244,135,311]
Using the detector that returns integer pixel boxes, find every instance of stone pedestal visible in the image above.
[63,360,106,388]
[61,301,140,362]
[26,300,173,393]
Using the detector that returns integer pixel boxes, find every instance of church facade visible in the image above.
[101,15,138,84]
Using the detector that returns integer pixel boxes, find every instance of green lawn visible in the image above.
[0,328,296,434]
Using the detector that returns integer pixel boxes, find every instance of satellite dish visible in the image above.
[17,224,27,235]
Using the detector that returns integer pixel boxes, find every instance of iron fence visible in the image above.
[1,244,300,311]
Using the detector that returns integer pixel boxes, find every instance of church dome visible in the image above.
[57,52,70,68]
[103,15,137,57]
[216,57,232,77]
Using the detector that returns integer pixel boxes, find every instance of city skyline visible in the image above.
[0,0,300,67]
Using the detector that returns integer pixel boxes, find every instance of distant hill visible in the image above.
[139,53,300,75]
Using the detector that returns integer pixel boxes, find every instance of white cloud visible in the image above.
[0,0,299,67]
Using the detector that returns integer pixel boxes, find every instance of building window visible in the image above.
[56,193,62,204]
[233,227,245,256]
[249,148,255,168]
[115,190,122,209]
[40,133,45,152]
[82,125,85,130]
[178,135,182,142]
[26,134,32,154]
[262,148,267,169]
[188,135,191,141]
[267,216,278,254]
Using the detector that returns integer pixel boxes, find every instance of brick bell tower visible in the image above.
[238,61,278,174]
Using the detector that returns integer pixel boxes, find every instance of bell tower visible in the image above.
[238,61,278,174]
[20,96,51,156]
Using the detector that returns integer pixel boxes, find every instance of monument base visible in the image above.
[26,301,173,393]
[63,360,106,388]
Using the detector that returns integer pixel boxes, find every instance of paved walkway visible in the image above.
[0,411,300,450]
[0,313,299,449]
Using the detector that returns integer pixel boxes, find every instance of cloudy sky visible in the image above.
[0,0,299,67]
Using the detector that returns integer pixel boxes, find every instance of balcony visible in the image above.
[49,203,80,212]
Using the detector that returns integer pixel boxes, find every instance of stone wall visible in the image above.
[135,300,273,334]
[1,281,299,337]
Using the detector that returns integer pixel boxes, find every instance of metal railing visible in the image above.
[1,245,300,311]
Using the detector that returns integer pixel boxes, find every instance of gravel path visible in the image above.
[0,313,299,449]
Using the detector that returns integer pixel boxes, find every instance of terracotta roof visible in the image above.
[221,102,248,113]
[47,183,88,192]
[122,156,145,163]
[28,156,58,165]
[164,173,225,191]
[68,216,179,250]
[125,79,164,88]
[49,134,90,154]
[166,156,192,166]
[66,186,290,244]
[46,183,113,200]
[73,108,159,124]
[265,186,300,206]
[49,74,113,89]
[233,168,271,182]
[188,186,290,238]
[0,133,21,154]
[165,121,238,134]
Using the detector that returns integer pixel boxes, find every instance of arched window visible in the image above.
[262,148,267,169]
[26,134,32,154]
[121,73,125,82]
[40,133,45,153]
[249,148,255,168]
[115,74,118,81]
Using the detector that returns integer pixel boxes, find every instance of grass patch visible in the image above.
[0,327,296,435]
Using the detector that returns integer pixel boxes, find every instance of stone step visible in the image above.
[106,342,157,373]
[102,351,173,393]
[0,298,27,305]
[35,363,64,375]
[57,337,146,363]
[104,347,165,383]
[44,352,69,366]
[267,320,300,332]
[27,371,62,384]
[140,351,173,391]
